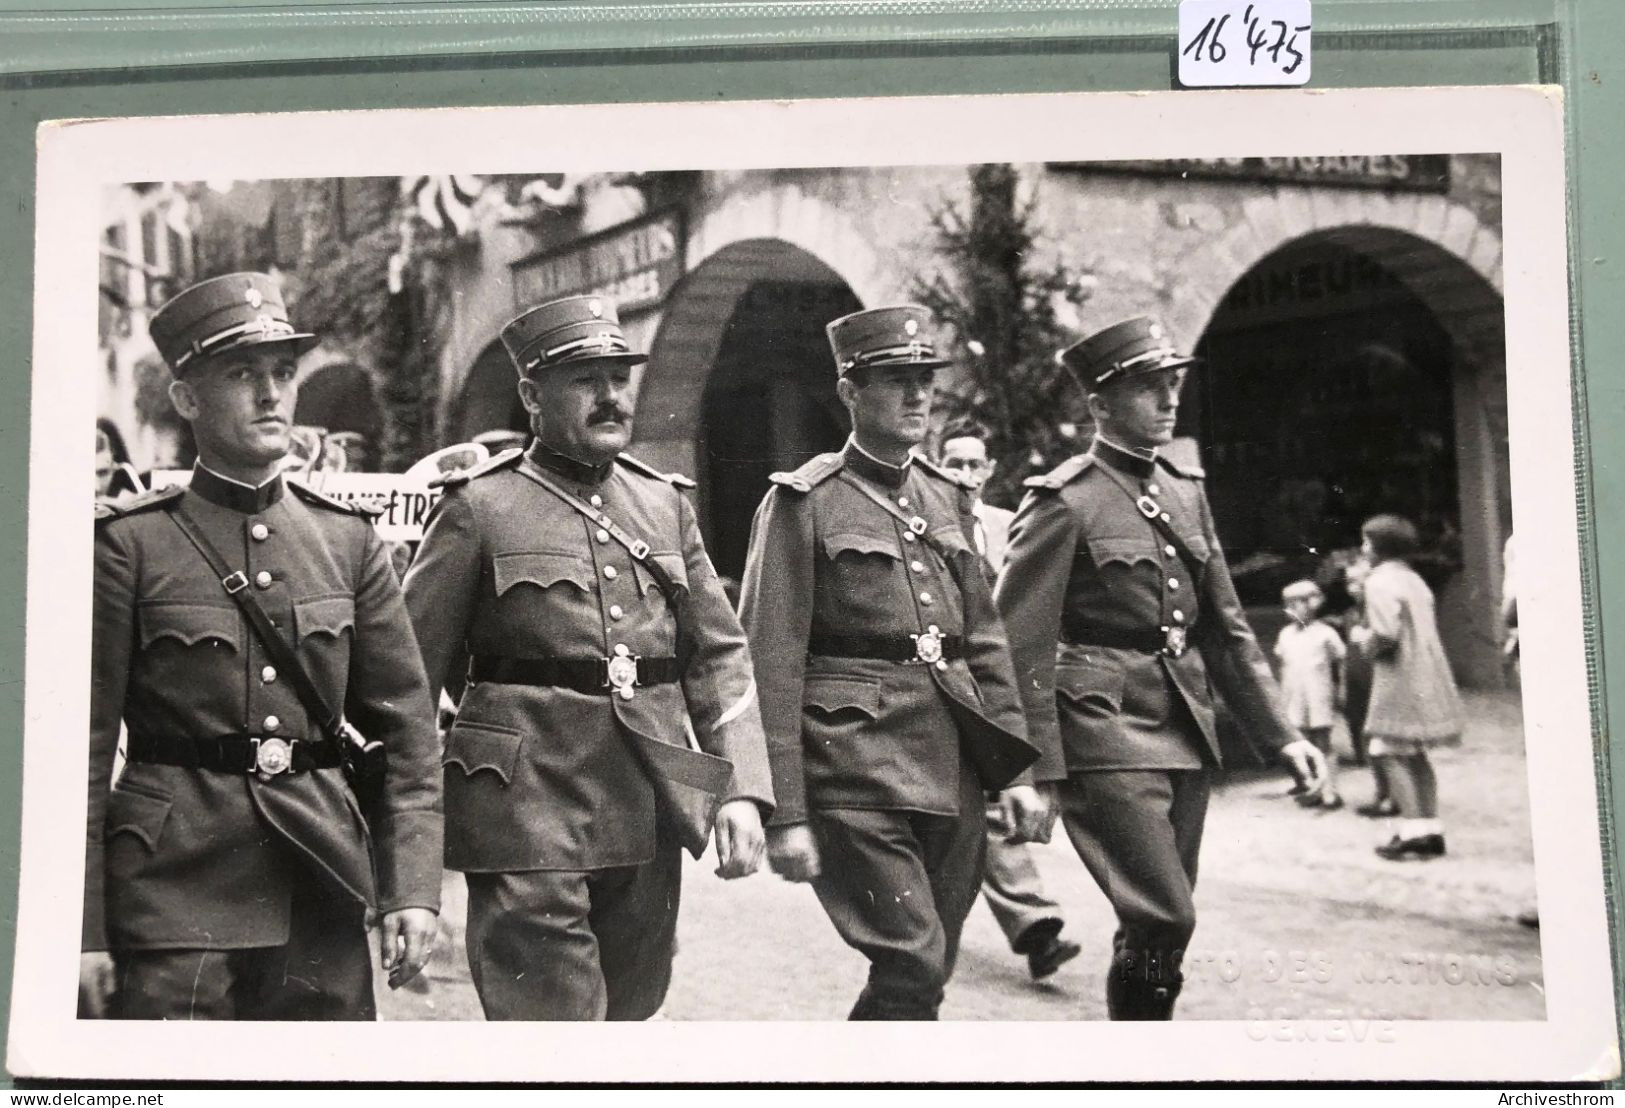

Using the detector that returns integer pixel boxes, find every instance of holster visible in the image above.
[622,725,736,859]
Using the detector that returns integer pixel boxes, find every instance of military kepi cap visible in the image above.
[826,304,952,376]
[1058,316,1199,392]
[501,294,648,376]
[149,272,318,377]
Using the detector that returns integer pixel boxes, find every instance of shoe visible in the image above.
[1317,794,1345,812]
[1028,936,1083,980]
[1294,790,1323,807]
[1356,798,1399,818]
[1375,833,1446,860]
[1336,754,1368,768]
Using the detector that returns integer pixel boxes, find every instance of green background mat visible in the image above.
[0,0,1618,1078]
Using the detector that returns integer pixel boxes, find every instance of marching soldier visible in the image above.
[403,294,772,1021]
[82,273,443,1020]
[738,305,1049,1021]
[996,316,1327,1020]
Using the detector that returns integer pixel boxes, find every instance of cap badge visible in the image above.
[588,299,603,318]
[908,339,924,361]
[904,318,919,336]
[596,330,615,352]
[244,287,264,309]
[1148,322,1164,340]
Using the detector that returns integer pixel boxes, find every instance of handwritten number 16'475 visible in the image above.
[1182,6,1309,75]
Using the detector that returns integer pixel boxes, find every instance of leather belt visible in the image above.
[468,654,683,696]
[126,733,342,776]
[809,629,966,664]
[1062,625,1192,659]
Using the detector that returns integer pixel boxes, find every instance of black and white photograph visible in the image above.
[11,88,1613,1082]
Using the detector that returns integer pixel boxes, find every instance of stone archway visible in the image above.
[634,237,864,579]
[1184,210,1507,686]
[446,339,528,447]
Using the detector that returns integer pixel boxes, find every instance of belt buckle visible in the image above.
[252,737,293,777]
[911,625,944,665]
[1161,625,1188,658]
[1135,495,1161,520]
[606,652,641,701]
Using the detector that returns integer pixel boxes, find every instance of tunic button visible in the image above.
[1148,483,1161,496]
[250,523,270,541]
[613,643,630,657]
[609,605,624,620]
[1169,579,1181,591]
[595,529,610,544]
[898,496,910,508]
[261,666,277,683]
[919,592,933,605]
[254,571,273,589]
[935,660,949,672]
[590,494,603,508]
[903,532,917,544]
[603,566,618,580]
[1164,544,1177,557]
[263,715,280,731]
[1172,610,1185,623]
[910,560,926,573]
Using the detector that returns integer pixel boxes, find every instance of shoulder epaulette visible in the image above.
[431,448,523,490]
[914,456,978,490]
[768,452,845,494]
[289,480,380,519]
[616,452,697,489]
[94,485,184,526]
[1156,454,1206,480]
[1023,453,1095,491]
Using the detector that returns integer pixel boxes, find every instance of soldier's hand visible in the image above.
[1279,739,1328,793]
[78,952,115,1019]
[1000,784,1056,844]
[713,798,766,879]
[378,907,438,990]
[766,822,821,883]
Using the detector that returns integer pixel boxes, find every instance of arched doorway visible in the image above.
[293,361,383,471]
[1192,227,1508,685]
[639,240,861,582]
[448,340,529,447]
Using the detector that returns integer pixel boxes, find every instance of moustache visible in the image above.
[588,406,632,426]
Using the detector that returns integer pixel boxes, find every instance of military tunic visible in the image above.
[87,466,443,1017]
[402,445,773,1020]
[739,439,1037,1019]
[996,437,1296,1016]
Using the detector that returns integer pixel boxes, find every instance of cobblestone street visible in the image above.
[381,689,1543,1022]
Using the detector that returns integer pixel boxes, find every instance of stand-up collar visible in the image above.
[527,440,614,487]
[190,463,285,514]
[1090,435,1158,482]
[843,437,912,490]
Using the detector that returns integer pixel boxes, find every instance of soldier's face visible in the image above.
[519,360,636,464]
[841,366,937,453]
[170,347,299,472]
[1094,367,1187,449]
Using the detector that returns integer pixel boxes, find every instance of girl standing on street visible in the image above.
[1351,514,1465,861]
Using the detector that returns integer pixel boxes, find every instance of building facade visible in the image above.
[429,158,1508,686]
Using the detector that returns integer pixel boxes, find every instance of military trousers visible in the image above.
[981,813,1064,951]
[809,761,985,1021]
[1056,769,1212,1019]
[109,886,374,1021]
[463,843,681,1021]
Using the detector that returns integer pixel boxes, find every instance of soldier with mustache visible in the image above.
[404,294,773,1020]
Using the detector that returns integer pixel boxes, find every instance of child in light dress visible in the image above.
[1349,514,1464,861]
[1275,580,1346,810]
